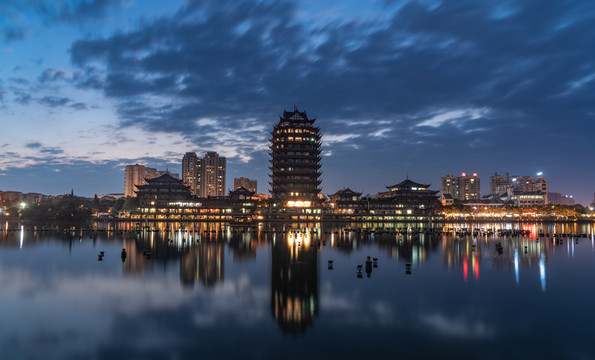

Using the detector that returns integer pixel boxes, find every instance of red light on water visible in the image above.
[463,258,468,282]
[474,257,479,280]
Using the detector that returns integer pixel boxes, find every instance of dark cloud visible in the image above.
[65,0,592,174]
[0,0,122,44]
[0,0,580,201]
[40,147,65,155]
[69,0,594,126]
[0,25,27,42]
[39,68,70,82]
[53,0,123,23]
[71,102,88,110]
[38,96,71,107]
[26,142,43,149]
[8,77,30,85]
[14,92,32,105]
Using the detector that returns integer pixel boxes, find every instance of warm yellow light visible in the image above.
[288,233,294,246]
[286,201,311,207]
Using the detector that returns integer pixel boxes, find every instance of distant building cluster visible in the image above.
[0,191,48,204]
[439,171,580,208]
[122,107,440,223]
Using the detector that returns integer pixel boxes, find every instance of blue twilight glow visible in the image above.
[0,0,594,203]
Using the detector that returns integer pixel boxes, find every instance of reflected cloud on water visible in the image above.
[0,221,594,358]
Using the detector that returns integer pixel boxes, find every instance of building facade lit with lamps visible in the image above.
[269,107,322,208]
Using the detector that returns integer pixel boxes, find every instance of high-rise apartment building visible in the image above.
[440,175,458,200]
[234,177,257,193]
[124,164,159,197]
[490,172,510,195]
[440,172,480,202]
[182,152,199,195]
[270,107,322,207]
[458,173,480,201]
[198,152,226,197]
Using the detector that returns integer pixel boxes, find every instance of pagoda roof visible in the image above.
[136,173,190,191]
[386,178,431,190]
[329,188,362,197]
[281,106,315,122]
[146,173,182,183]
[229,186,255,197]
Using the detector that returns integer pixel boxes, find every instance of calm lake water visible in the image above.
[1,222,594,360]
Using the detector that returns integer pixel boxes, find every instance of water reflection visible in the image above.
[271,229,318,334]
[0,221,594,358]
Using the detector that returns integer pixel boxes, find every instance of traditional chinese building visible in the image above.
[269,107,322,208]
[328,188,366,214]
[378,179,438,207]
[135,173,192,207]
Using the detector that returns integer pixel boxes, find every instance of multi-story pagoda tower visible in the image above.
[270,107,322,207]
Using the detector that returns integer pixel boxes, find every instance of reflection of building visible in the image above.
[180,241,225,288]
[198,152,226,198]
[270,107,322,207]
[122,237,155,274]
[182,152,199,195]
[271,230,318,334]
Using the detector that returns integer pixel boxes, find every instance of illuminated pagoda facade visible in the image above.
[270,107,322,208]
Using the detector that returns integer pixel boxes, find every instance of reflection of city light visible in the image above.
[20,225,24,249]
[463,258,468,282]
[288,233,294,246]
[539,254,546,293]
[474,256,479,280]
[514,249,519,285]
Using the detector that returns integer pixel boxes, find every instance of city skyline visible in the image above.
[1,0,594,204]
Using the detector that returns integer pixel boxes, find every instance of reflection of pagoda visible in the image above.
[180,241,224,288]
[271,230,319,334]
[269,107,322,207]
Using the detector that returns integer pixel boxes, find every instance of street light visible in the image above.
[19,202,27,209]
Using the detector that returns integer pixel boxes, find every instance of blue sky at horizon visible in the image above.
[1,0,594,204]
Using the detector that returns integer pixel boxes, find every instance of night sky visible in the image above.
[1,0,594,204]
